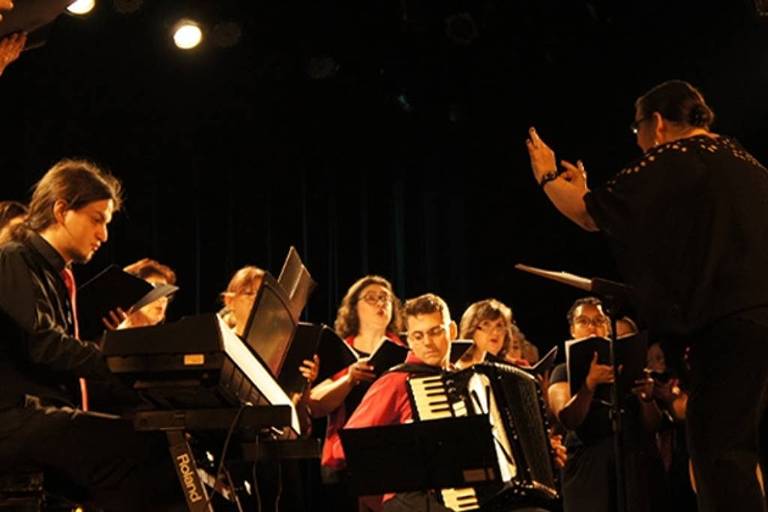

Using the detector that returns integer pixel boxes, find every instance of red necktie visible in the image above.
[61,267,89,411]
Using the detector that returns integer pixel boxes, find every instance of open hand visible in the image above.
[525,127,558,183]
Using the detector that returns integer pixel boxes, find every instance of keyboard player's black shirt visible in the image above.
[0,232,110,408]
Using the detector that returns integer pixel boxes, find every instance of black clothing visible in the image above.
[685,314,768,511]
[0,233,183,511]
[585,135,768,337]
[549,363,658,512]
[585,135,768,512]
[0,234,109,409]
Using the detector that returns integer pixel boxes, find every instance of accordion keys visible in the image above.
[441,487,480,511]
[408,374,455,420]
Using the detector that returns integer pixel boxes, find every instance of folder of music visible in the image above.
[565,334,648,400]
[77,264,178,340]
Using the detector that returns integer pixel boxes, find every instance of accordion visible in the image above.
[407,362,559,511]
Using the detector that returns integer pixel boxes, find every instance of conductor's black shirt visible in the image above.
[585,135,768,337]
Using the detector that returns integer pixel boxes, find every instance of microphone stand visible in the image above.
[516,265,632,512]
[592,278,629,512]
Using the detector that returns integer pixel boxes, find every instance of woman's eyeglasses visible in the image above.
[360,292,393,305]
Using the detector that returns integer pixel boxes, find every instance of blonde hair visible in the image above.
[222,266,266,299]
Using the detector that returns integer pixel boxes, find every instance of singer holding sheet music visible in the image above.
[527,80,768,511]
[310,275,404,511]
[117,257,176,328]
[325,293,457,512]
[455,298,536,368]
[548,298,661,512]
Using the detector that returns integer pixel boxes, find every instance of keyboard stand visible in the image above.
[134,405,293,512]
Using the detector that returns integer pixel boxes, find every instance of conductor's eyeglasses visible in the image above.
[630,116,652,135]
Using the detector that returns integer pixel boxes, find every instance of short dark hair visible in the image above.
[636,80,715,129]
[403,293,450,328]
[566,296,603,326]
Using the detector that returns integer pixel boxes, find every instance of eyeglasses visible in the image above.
[408,325,447,342]
[359,292,393,305]
[630,116,652,135]
[476,322,507,334]
[573,315,609,328]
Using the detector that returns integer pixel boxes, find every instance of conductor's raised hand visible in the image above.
[560,160,589,191]
[525,127,558,183]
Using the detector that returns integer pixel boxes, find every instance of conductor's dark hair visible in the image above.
[636,80,715,129]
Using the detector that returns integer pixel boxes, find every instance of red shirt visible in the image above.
[320,333,405,469]
[325,352,426,505]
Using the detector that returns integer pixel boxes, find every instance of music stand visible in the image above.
[340,416,500,496]
[242,248,316,378]
[277,246,317,320]
[515,263,634,512]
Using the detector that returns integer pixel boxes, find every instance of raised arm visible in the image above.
[525,127,599,232]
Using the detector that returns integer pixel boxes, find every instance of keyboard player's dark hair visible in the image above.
[11,159,122,242]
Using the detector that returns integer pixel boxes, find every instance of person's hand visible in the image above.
[632,371,655,403]
[560,159,588,192]
[525,126,559,184]
[102,307,128,330]
[584,352,615,392]
[300,354,320,383]
[549,432,567,469]
[347,358,376,386]
[0,33,26,77]
[652,377,681,405]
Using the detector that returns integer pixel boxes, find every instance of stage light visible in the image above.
[173,19,203,50]
[67,0,95,15]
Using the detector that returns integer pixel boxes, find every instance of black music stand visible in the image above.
[277,246,317,320]
[515,264,635,512]
[340,416,500,496]
[242,248,316,378]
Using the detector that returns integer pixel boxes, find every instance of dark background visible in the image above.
[2,0,767,355]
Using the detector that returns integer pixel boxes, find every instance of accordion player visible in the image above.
[407,361,560,511]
